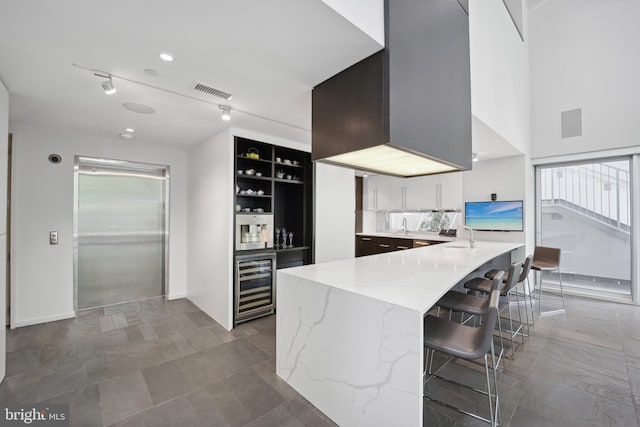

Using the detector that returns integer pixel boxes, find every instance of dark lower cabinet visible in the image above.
[355,235,443,257]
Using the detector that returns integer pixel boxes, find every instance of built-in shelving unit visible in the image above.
[233,136,313,324]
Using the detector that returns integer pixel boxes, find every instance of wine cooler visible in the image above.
[234,252,276,324]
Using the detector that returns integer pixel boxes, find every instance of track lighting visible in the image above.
[100,75,116,95]
[220,105,231,121]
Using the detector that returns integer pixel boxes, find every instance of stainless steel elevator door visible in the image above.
[77,161,167,309]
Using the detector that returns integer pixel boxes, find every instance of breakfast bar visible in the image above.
[276,240,524,427]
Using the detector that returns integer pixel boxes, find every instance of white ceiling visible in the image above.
[0,0,382,148]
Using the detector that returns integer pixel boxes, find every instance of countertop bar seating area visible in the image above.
[276,240,523,426]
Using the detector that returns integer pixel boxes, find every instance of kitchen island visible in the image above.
[276,240,524,427]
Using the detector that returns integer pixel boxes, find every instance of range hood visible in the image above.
[312,0,471,177]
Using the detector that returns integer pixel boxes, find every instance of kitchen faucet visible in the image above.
[459,224,475,248]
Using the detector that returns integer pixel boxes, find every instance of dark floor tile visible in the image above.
[37,359,87,401]
[123,324,144,344]
[244,404,305,427]
[283,398,337,427]
[187,382,253,427]
[251,359,303,402]
[181,325,227,351]
[98,370,153,426]
[519,375,637,426]
[535,354,635,406]
[187,310,217,327]
[112,312,129,329]
[167,332,197,357]
[44,383,102,427]
[508,405,598,427]
[93,329,129,354]
[224,371,286,418]
[138,395,202,427]
[142,359,193,405]
[4,372,41,403]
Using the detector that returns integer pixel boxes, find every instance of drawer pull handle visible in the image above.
[397,246,409,249]
[415,241,430,246]
[379,244,390,248]
[361,238,372,241]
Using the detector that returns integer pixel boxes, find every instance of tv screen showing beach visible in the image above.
[465,201,523,231]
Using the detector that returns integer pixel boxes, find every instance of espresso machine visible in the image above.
[236,214,274,250]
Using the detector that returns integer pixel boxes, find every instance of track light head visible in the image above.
[101,76,116,95]
[220,105,231,121]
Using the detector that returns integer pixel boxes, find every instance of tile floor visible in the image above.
[0,294,639,426]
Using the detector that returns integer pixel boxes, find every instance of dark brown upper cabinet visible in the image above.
[312,0,471,178]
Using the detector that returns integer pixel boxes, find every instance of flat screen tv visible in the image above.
[465,200,524,232]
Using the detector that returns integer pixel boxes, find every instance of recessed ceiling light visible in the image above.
[159,52,174,62]
[123,103,156,114]
[125,128,135,133]
[119,133,134,140]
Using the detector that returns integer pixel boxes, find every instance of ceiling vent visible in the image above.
[193,81,233,100]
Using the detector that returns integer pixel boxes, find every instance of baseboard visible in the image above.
[14,311,76,328]
[167,293,187,301]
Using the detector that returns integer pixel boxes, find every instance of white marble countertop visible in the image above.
[356,231,456,242]
[279,240,523,315]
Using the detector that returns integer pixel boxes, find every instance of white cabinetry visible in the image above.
[364,172,462,210]
[439,172,463,209]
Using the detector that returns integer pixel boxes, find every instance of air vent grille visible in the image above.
[193,81,233,100]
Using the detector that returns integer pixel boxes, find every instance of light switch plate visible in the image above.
[50,231,58,245]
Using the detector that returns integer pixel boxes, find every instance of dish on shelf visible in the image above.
[253,208,264,213]
[245,169,255,176]
[239,190,247,195]
[243,207,251,212]
[293,160,299,166]
[283,159,292,164]
[237,170,243,175]
[255,172,262,177]
[256,190,265,196]
[236,204,241,212]
[286,175,292,180]
[246,189,255,195]
[276,170,285,179]
[292,176,299,181]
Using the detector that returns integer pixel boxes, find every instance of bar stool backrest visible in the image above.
[533,246,561,269]
[518,255,533,283]
[491,271,505,292]
[472,289,501,359]
[504,261,522,293]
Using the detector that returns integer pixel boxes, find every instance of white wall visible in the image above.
[321,0,384,47]
[0,79,9,382]
[187,129,234,330]
[11,124,188,327]
[315,163,355,262]
[470,0,530,156]
[462,156,528,247]
[529,0,640,159]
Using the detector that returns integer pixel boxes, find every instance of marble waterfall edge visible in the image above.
[276,272,422,427]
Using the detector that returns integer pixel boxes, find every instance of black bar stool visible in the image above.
[465,262,523,359]
[532,246,565,315]
[424,289,501,427]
